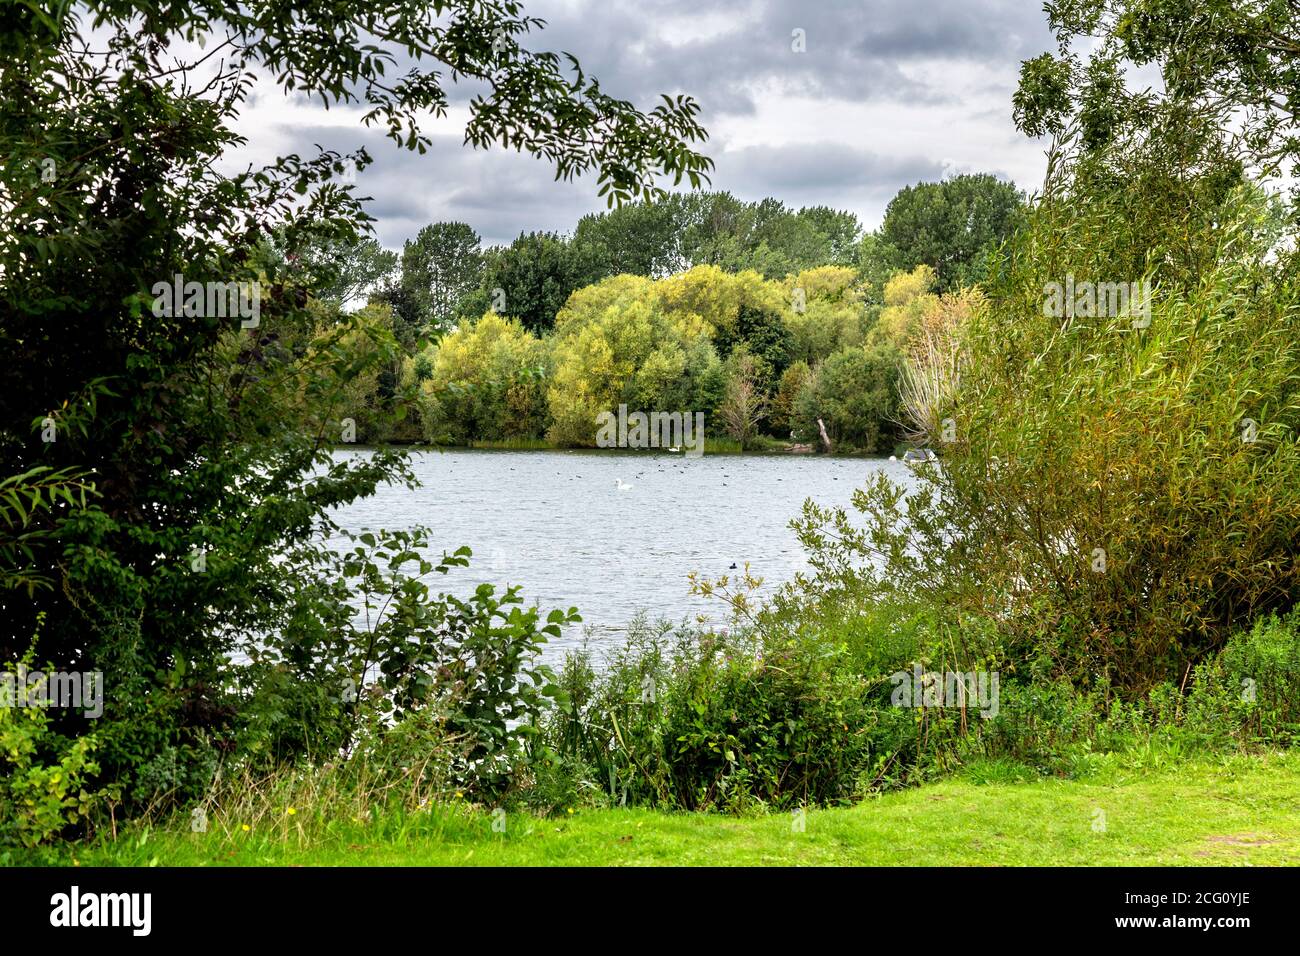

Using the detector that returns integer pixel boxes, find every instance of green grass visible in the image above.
[25,752,1300,867]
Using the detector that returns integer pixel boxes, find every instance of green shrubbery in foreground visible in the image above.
[8,607,1298,858]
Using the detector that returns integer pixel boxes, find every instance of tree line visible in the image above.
[281,175,1023,451]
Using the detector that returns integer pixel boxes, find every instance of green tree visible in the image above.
[714,303,791,389]
[796,205,863,264]
[546,274,723,445]
[795,0,1300,693]
[795,346,898,453]
[879,174,1025,290]
[411,313,549,442]
[1013,0,1300,189]
[573,200,686,278]
[0,0,713,811]
[265,229,397,306]
[677,193,859,279]
[717,349,769,447]
[400,222,484,334]
[465,232,605,333]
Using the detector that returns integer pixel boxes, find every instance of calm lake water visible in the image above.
[330,448,916,660]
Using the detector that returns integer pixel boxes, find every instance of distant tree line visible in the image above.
[270,175,1023,451]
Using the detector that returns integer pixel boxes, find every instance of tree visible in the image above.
[573,200,686,278]
[410,313,549,442]
[0,0,714,809]
[782,266,871,365]
[794,0,1300,693]
[400,222,484,334]
[867,265,939,352]
[713,303,791,389]
[546,274,723,445]
[853,232,903,305]
[265,230,397,306]
[770,361,812,438]
[676,193,859,279]
[1013,0,1300,190]
[795,346,898,453]
[879,174,1025,290]
[717,350,769,448]
[796,205,863,264]
[469,232,606,333]
[370,280,426,349]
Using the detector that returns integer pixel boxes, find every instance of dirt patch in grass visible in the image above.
[1195,833,1279,857]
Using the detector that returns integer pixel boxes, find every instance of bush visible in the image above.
[1190,610,1300,745]
[795,344,898,452]
[241,526,579,798]
[794,184,1300,692]
[540,619,917,813]
[1,659,105,848]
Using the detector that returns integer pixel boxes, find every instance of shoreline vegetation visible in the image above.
[346,436,840,455]
[6,0,1300,871]
[21,753,1300,867]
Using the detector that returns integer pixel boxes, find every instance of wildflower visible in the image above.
[241,824,250,832]
[287,807,297,816]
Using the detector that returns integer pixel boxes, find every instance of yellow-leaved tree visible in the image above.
[547,273,724,445]
[409,312,549,442]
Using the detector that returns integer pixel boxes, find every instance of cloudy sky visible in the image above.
[231,0,1058,250]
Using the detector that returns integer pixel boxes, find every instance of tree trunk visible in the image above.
[817,417,832,452]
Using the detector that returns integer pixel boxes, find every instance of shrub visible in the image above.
[1191,610,1300,745]
[243,526,579,798]
[540,619,916,813]
[1,657,105,848]
[794,184,1300,692]
[795,345,897,452]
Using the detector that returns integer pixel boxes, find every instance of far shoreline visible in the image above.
[330,439,913,459]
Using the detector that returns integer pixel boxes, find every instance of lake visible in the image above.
[330,448,916,660]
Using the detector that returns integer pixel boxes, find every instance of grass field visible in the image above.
[26,751,1300,867]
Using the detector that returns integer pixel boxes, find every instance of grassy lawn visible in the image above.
[37,751,1300,867]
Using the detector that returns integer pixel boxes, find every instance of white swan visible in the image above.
[616,478,633,491]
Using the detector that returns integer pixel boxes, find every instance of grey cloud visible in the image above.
[460,0,1055,114]
[344,1,1055,116]
[290,125,610,247]
[245,1,1050,249]
[718,141,946,202]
